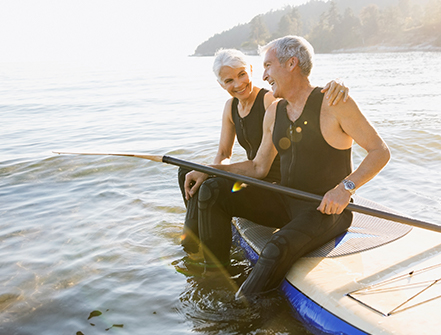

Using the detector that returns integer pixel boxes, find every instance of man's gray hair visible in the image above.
[259,35,314,77]
[213,49,250,82]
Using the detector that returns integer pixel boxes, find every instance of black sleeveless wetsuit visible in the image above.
[178,88,280,252]
[231,88,280,183]
[198,87,353,295]
[273,87,352,194]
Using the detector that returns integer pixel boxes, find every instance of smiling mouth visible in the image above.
[236,87,247,94]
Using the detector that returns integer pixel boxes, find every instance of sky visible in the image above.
[0,0,309,65]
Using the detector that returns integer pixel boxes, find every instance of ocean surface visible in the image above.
[1,52,440,335]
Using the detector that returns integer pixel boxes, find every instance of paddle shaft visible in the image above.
[161,155,441,233]
[53,151,441,233]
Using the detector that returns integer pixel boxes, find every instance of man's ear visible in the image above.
[287,57,299,71]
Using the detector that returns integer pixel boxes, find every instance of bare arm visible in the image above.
[263,90,277,110]
[318,98,391,215]
[340,101,390,189]
[214,99,236,164]
[211,102,278,178]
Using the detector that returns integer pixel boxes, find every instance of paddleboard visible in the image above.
[232,195,441,334]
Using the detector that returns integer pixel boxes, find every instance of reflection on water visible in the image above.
[1,52,440,334]
[174,246,303,334]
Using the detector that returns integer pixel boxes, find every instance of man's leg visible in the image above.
[237,199,353,297]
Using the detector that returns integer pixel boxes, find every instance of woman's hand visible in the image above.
[321,79,349,106]
[184,170,209,200]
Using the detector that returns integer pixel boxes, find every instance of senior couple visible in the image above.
[177,35,390,298]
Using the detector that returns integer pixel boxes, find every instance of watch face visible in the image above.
[344,180,355,190]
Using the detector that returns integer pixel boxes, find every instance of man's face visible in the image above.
[262,48,288,99]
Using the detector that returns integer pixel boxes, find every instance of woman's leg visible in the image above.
[198,179,289,269]
[178,167,200,253]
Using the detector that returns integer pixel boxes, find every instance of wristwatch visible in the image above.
[342,179,356,195]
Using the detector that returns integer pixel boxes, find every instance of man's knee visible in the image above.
[261,235,288,260]
[262,228,311,262]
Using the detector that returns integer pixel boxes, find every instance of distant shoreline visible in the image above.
[191,43,441,57]
[331,43,441,54]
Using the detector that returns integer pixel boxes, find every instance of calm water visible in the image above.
[1,52,441,335]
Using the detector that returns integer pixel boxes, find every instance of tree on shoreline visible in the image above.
[275,8,302,39]
[241,15,270,51]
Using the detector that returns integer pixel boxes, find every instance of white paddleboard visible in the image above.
[232,195,441,335]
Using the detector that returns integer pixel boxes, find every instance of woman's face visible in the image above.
[218,65,253,100]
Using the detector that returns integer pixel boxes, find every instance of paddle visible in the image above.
[53,151,441,233]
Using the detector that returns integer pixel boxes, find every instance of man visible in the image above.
[184,36,390,298]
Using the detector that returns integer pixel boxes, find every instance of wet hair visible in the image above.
[259,35,314,76]
[213,49,250,82]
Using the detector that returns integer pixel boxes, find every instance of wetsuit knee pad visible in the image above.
[198,178,222,210]
[260,235,288,260]
[236,230,313,298]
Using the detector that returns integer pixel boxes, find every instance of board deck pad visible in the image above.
[233,195,412,258]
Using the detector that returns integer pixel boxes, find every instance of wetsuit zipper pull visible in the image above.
[289,123,294,141]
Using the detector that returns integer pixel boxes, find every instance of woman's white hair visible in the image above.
[259,35,314,76]
[213,49,250,82]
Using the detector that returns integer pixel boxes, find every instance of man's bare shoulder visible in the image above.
[320,95,366,149]
[322,95,362,120]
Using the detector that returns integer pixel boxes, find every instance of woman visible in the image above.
[178,48,349,253]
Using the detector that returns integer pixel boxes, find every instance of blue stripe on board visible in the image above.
[232,224,368,335]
